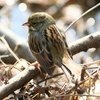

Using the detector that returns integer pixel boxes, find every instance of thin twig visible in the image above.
[0,36,25,68]
[0,54,11,58]
[37,73,64,84]
[81,60,100,66]
[0,58,7,66]
[64,3,100,33]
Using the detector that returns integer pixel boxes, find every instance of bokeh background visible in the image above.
[0,0,100,64]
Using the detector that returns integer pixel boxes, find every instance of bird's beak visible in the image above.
[22,22,30,26]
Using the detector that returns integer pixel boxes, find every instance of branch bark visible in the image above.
[0,66,40,100]
[69,31,100,55]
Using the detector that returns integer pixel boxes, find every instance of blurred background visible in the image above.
[0,0,100,64]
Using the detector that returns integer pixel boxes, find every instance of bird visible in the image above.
[22,12,82,82]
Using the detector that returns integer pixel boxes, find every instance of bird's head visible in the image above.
[22,12,55,31]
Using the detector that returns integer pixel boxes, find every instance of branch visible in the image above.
[69,31,100,55]
[0,66,40,100]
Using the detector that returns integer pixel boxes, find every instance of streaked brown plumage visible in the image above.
[23,12,82,82]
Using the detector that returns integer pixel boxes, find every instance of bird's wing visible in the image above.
[34,45,54,76]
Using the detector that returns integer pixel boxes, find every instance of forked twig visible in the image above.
[0,36,26,68]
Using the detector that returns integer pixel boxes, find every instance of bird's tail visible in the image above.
[61,56,82,82]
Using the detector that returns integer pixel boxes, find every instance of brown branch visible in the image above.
[0,66,40,100]
[69,31,100,55]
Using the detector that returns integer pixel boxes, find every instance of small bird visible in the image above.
[23,12,82,82]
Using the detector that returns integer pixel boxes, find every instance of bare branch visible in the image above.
[69,31,100,55]
[0,66,40,100]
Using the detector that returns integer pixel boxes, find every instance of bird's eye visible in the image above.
[32,23,37,26]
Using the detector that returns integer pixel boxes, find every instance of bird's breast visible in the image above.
[28,31,44,54]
